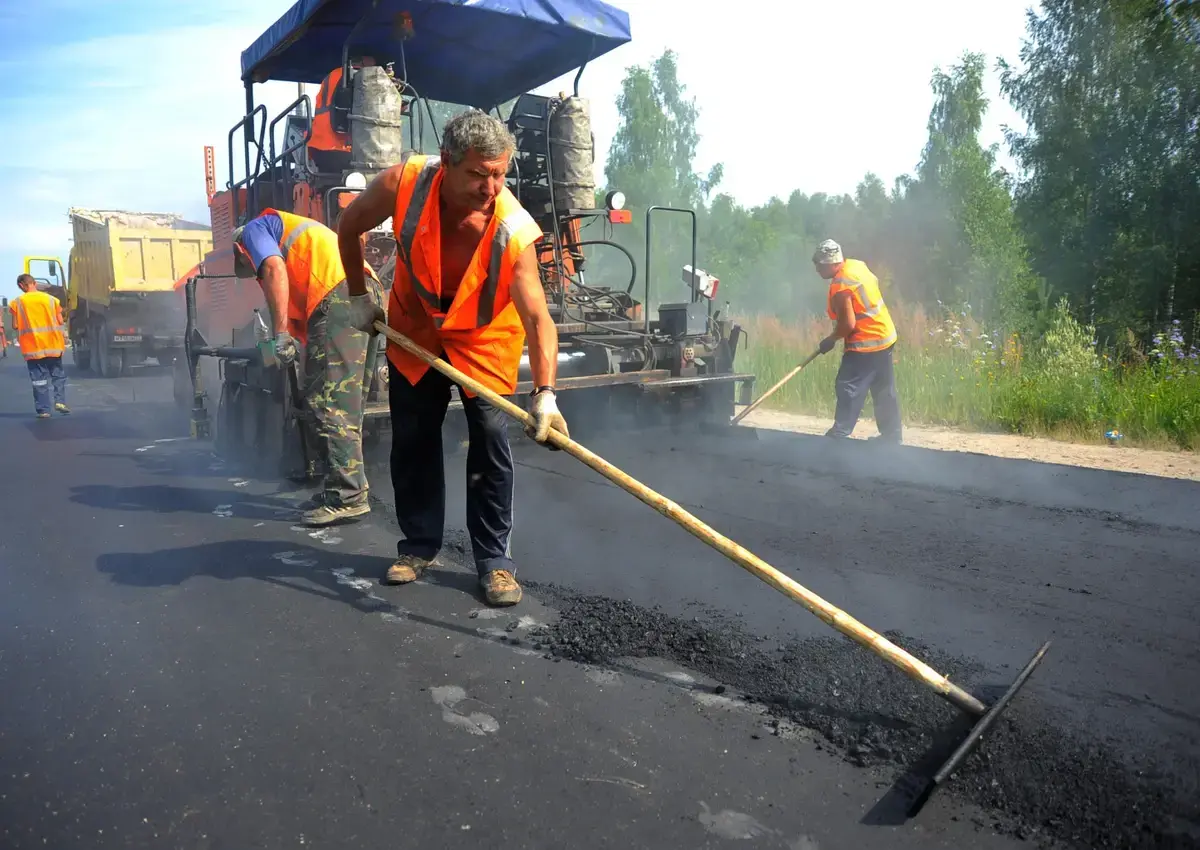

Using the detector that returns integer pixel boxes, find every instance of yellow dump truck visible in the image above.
[24,208,214,377]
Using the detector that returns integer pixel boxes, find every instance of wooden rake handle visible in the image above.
[373,322,987,717]
[731,349,821,425]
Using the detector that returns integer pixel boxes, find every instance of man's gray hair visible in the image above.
[441,109,516,166]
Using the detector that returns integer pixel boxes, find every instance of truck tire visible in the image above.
[97,332,126,379]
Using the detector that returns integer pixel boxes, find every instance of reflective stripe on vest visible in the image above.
[826,260,897,353]
[14,293,66,360]
[282,219,319,251]
[394,156,528,330]
[395,157,443,318]
[254,209,363,344]
[386,154,544,396]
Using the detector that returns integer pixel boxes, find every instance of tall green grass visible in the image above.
[737,302,1200,450]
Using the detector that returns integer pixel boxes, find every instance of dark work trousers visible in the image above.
[388,361,516,577]
[827,345,903,441]
[27,356,67,414]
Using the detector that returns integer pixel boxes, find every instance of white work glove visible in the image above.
[274,331,298,365]
[525,388,569,449]
[347,293,385,335]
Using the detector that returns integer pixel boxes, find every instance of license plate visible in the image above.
[113,335,142,342]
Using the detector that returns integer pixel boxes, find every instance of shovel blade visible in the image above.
[906,640,1052,817]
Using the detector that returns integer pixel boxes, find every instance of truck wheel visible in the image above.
[97,333,125,379]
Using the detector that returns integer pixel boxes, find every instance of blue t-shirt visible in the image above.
[239,213,285,274]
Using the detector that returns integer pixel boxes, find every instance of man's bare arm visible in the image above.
[508,244,558,388]
[338,164,403,296]
[831,291,857,339]
[257,256,290,334]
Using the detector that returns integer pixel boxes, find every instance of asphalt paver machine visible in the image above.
[182,0,756,480]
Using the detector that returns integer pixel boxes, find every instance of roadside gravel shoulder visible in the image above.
[738,407,1200,481]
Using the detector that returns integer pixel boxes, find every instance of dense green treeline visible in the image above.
[597,0,1200,352]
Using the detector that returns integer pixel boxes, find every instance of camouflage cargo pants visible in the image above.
[303,278,385,507]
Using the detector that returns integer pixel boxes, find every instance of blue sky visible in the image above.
[0,0,1033,298]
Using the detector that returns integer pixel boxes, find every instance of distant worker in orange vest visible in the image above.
[812,239,902,443]
[336,109,567,608]
[11,274,70,418]
[231,211,385,526]
[308,56,379,174]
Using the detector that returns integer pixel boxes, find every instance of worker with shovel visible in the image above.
[812,239,903,443]
[231,211,384,526]
[337,109,568,608]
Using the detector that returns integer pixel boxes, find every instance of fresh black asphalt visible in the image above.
[1,356,1196,849]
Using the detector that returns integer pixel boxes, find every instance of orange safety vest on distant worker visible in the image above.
[253,209,377,344]
[9,290,66,361]
[826,259,898,353]
[386,155,544,396]
[310,67,351,153]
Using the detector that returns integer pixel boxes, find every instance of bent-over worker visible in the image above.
[812,239,902,443]
[11,274,69,418]
[337,109,568,608]
[232,210,385,525]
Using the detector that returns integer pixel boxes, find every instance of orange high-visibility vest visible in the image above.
[826,259,898,353]
[254,209,377,344]
[10,290,66,360]
[310,67,351,153]
[386,154,543,396]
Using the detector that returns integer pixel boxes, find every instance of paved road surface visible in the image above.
[0,356,1196,849]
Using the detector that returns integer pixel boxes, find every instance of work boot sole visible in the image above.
[481,571,523,607]
[300,501,371,527]
[484,586,523,607]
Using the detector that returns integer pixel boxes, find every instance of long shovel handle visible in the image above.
[731,350,820,425]
[373,322,986,717]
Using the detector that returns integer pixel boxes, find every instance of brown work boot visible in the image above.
[301,499,370,526]
[481,569,523,607]
[385,554,437,585]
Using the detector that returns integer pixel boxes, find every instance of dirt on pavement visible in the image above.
[739,407,1200,481]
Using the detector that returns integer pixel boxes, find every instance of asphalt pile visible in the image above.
[525,583,1198,850]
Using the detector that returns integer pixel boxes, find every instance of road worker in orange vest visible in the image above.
[231,211,385,526]
[336,109,567,608]
[812,239,903,443]
[308,56,380,174]
[11,274,70,418]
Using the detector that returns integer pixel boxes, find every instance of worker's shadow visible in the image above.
[69,483,299,521]
[96,539,495,623]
